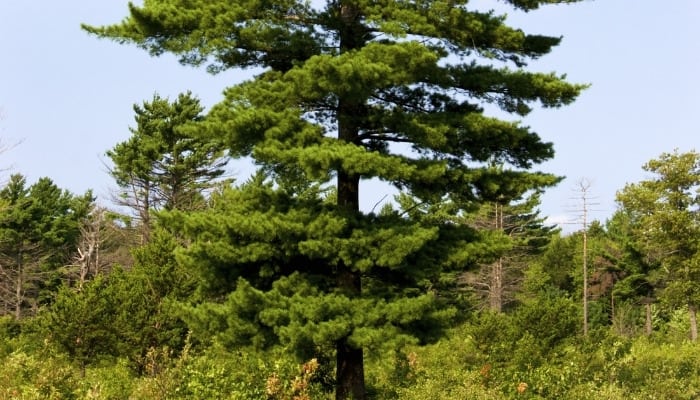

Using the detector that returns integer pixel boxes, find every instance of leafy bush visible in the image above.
[0,351,77,400]
[76,359,136,400]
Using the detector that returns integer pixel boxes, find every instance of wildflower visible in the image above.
[266,373,282,397]
[302,358,319,376]
[517,382,528,394]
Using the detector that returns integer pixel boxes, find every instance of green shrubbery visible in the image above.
[0,340,334,399]
[3,269,700,400]
[3,313,700,399]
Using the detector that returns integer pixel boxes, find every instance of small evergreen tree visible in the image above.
[606,210,658,335]
[113,227,196,371]
[107,92,228,242]
[44,275,120,375]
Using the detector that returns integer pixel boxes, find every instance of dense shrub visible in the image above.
[4,300,700,399]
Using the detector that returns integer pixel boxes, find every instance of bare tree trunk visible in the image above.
[645,303,652,336]
[577,179,593,337]
[74,209,105,290]
[610,290,615,325]
[489,205,504,313]
[489,258,503,313]
[689,303,698,341]
[14,252,22,319]
[582,221,588,336]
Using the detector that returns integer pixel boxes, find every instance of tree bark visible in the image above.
[689,303,698,341]
[582,215,589,336]
[645,303,652,336]
[334,266,363,398]
[335,169,365,399]
[335,112,366,399]
[333,1,367,397]
[489,258,503,313]
[610,290,615,325]
[335,346,365,399]
[489,205,504,313]
[14,251,22,320]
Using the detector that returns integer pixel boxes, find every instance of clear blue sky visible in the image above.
[1,1,698,231]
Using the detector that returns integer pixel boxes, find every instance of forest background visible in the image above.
[0,1,699,400]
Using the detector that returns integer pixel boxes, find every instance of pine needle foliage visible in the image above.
[85,0,588,397]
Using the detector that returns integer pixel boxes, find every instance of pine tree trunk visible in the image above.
[139,181,152,244]
[689,303,698,341]
[335,80,366,400]
[610,291,615,325]
[335,162,366,400]
[335,239,364,400]
[336,337,365,400]
[334,2,367,395]
[489,258,503,313]
[489,205,504,313]
[14,251,22,320]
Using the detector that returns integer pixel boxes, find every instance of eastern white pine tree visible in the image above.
[86,1,588,397]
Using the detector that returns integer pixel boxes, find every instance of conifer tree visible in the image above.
[617,150,700,341]
[606,210,658,335]
[86,1,588,397]
[107,92,228,242]
[462,190,558,312]
[45,274,121,376]
[0,175,93,318]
